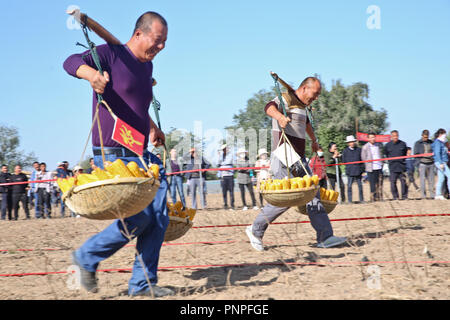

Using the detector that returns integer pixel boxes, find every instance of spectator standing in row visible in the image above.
[56,161,69,217]
[255,148,270,207]
[218,144,235,210]
[342,135,364,203]
[309,146,327,188]
[324,142,345,202]
[413,130,435,199]
[0,164,12,220]
[29,161,40,217]
[432,128,450,200]
[384,130,408,200]
[10,165,30,220]
[236,148,258,211]
[86,158,97,174]
[405,147,420,192]
[36,162,53,218]
[361,133,384,201]
[167,148,186,208]
[184,148,210,209]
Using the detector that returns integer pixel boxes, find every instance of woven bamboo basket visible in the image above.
[164,216,193,242]
[63,177,160,220]
[261,185,319,208]
[296,199,338,215]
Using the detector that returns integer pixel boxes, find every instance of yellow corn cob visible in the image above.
[92,168,111,180]
[329,190,336,201]
[304,176,312,188]
[320,188,326,199]
[107,159,134,178]
[291,181,299,189]
[311,175,319,186]
[333,191,339,202]
[76,174,99,186]
[174,201,183,213]
[148,164,159,179]
[127,161,146,177]
[188,208,197,221]
[325,189,331,201]
[298,178,306,188]
[139,168,149,177]
[282,178,290,190]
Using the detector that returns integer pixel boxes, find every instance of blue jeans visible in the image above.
[435,163,450,197]
[74,147,169,294]
[169,175,186,207]
[347,176,364,203]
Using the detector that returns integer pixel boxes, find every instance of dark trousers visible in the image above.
[389,171,408,200]
[239,183,256,207]
[347,175,364,203]
[12,193,30,220]
[37,188,52,217]
[221,176,235,208]
[367,169,383,201]
[1,192,12,220]
[406,171,419,190]
[326,173,345,202]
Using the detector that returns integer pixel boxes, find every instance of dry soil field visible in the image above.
[1,181,449,300]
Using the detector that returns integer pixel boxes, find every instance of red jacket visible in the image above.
[310,156,326,180]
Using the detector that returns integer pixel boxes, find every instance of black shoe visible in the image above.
[71,252,98,293]
[130,285,175,298]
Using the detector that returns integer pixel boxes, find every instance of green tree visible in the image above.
[311,80,388,153]
[0,125,37,170]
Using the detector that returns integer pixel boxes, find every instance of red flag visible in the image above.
[112,118,145,156]
[357,132,391,143]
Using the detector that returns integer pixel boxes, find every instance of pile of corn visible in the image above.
[167,201,196,221]
[260,175,320,191]
[320,187,339,202]
[57,159,160,195]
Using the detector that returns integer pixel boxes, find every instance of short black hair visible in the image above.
[407,147,411,151]
[390,130,399,134]
[1,164,7,168]
[133,11,167,35]
[422,129,429,136]
[33,161,39,165]
[40,162,46,166]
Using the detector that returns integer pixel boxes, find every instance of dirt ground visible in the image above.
[0,180,449,300]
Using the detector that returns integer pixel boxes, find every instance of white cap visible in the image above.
[237,148,248,154]
[73,165,83,172]
[345,135,357,143]
[258,148,268,157]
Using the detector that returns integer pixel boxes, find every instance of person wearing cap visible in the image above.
[246,77,347,250]
[255,148,270,207]
[56,161,69,217]
[342,135,364,203]
[73,165,84,177]
[218,144,235,210]
[236,148,258,211]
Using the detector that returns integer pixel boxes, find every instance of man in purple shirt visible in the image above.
[63,12,172,297]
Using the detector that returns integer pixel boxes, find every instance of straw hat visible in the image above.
[258,148,268,157]
[345,135,357,143]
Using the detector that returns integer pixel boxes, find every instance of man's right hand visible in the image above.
[277,114,291,129]
[89,71,110,94]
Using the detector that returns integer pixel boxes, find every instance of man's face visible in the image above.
[368,135,376,144]
[14,166,21,175]
[329,144,337,153]
[391,132,399,143]
[40,164,46,172]
[33,163,39,170]
[135,20,168,62]
[348,141,355,148]
[1,166,7,173]
[299,81,321,106]
[170,149,177,158]
[422,134,429,141]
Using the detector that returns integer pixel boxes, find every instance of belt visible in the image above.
[93,147,137,158]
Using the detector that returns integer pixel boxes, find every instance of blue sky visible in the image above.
[0,0,449,169]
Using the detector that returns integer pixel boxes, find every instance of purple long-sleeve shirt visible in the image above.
[63,44,153,149]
